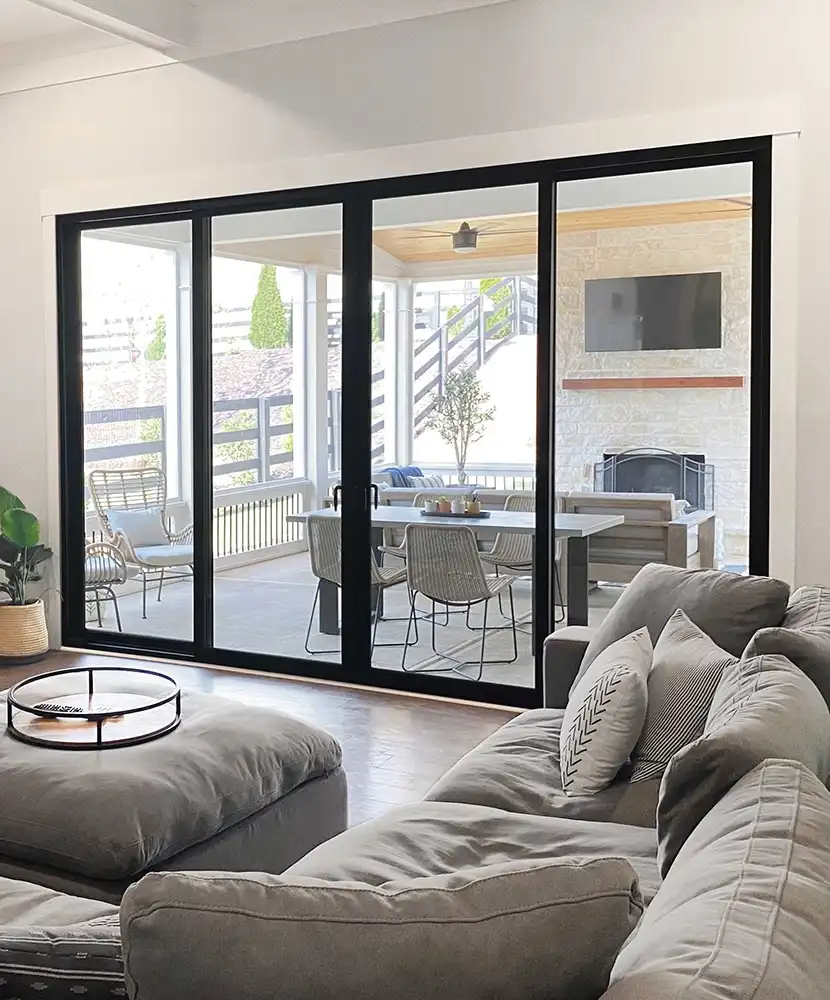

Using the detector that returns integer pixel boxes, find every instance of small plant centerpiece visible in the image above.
[0,487,53,663]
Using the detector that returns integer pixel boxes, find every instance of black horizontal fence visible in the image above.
[83,388,371,483]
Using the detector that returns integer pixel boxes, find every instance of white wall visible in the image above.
[0,0,822,628]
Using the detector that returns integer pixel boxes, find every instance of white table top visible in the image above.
[287,507,624,538]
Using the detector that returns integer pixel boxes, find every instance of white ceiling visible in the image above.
[0,0,88,43]
[28,0,515,56]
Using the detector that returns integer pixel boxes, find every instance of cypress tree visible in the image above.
[249,264,288,349]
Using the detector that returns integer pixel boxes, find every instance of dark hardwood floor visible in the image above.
[5,652,516,827]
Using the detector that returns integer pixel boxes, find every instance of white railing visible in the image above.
[420,463,536,492]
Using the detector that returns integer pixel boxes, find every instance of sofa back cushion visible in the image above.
[122,858,643,1000]
[745,585,830,710]
[604,760,830,1000]
[657,653,830,877]
[574,564,789,691]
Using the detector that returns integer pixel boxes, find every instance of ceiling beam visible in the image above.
[28,0,189,52]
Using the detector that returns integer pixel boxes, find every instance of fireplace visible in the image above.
[594,449,714,511]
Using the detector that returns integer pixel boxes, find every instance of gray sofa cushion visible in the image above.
[0,877,123,998]
[605,760,830,1000]
[574,564,789,690]
[121,850,643,1000]
[630,610,736,782]
[657,653,830,876]
[0,690,342,880]
[425,708,661,828]
[745,585,830,709]
[288,800,662,904]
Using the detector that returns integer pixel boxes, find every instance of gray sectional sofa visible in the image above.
[2,567,830,999]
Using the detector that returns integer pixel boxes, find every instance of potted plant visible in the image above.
[437,496,452,514]
[426,368,496,485]
[0,487,52,663]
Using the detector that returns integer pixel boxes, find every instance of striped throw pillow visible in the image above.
[630,609,736,783]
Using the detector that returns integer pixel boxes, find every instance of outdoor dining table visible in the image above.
[286,506,624,635]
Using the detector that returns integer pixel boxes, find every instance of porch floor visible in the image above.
[91,551,620,690]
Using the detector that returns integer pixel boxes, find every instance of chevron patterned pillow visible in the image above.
[560,628,653,796]
[629,609,737,783]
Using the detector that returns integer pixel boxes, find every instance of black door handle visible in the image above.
[332,485,342,511]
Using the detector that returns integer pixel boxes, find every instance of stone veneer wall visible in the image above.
[555,217,751,565]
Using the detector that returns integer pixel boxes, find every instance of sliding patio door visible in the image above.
[59,137,770,710]
[552,154,770,605]
[67,221,195,649]
[366,185,546,694]
[207,205,347,665]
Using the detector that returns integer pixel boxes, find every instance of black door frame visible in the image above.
[57,136,772,709]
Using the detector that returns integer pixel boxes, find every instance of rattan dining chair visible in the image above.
[88,468,193,619]
[304,515,418,657]
[478,492,564,625]
[377,492,449,566]
[401,522,518,680]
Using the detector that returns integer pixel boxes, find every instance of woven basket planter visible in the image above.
[0,600,49,664]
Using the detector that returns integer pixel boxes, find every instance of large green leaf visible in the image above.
[1,508,40,547]
[24,545,52,568]
[0,487,24,524]
[0,535,21,564]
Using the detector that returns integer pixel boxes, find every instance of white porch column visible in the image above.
[174,244,192,517]
[303,266,331,508]
[396,278,414,467]
[382,282,398,465]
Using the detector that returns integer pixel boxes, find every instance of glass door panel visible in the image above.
[80,224,193,641]
[210,205,343,663]
[554,162,754,632]
[369,185,539,690]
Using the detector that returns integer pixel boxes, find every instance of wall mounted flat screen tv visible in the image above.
[584,272,722,352]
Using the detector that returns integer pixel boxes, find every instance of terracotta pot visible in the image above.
[0,600,49,664]
[437,501,452,513]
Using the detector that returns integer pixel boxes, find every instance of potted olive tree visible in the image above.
[0,487,52,663]
[427,368,496,485]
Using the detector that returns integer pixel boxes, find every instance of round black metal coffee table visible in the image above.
[6,666,181,750]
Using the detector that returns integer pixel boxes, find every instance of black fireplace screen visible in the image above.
[594,449,715,511]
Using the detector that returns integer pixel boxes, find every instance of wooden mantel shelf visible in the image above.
[561,376,745,391]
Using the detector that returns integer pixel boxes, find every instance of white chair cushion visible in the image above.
[106,507,169,547]
[133,544,194,567]
[560,628,653,795]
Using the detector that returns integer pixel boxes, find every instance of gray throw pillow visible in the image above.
[607,760,830,1000]
[561,628,652,795]
[745,586,830,710]
[629,610,737,782]
[573,564,789,693]
[121,859,644,1000]
[657,653,830,877]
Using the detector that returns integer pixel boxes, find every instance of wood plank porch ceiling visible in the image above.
[370,197,752,264]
